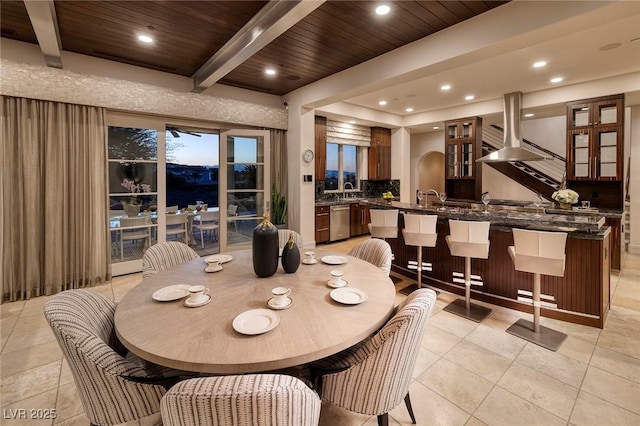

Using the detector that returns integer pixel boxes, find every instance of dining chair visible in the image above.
[348,238,393,276]
[277,229,305,249]
[44,289,188,426]
[142,241,199,279]
[165,212,188,244]
[192,210,220,248]
[119,216,152,261]
[309,288,437,426]
[160,374,321,426]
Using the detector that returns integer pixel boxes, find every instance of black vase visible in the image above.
[281,233,300,273]
[252,216,279,278]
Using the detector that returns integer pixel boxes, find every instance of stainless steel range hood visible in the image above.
[476,92,550,162]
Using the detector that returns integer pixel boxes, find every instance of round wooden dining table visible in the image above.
[114,248,396,374]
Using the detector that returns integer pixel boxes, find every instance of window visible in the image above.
[325,143,359,191]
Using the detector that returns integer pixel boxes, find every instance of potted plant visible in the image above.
[271,185,287,227]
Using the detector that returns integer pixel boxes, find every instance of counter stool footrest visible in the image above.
[506,318,567,351]
[443,298,492,322]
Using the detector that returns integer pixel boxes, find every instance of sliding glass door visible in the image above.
[165,128,220,256]
[107,113,269,275]
[220,129,270,249]
[107,125,159,276]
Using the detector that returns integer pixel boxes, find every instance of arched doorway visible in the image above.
[415,151,444,203]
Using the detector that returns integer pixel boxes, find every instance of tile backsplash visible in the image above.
[315,180,400,202]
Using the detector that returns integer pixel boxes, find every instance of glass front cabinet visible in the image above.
[445,118,479,179]
[566,94,623,181]
[444,116,482,200]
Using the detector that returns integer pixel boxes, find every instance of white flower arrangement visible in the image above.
[121,178,151,204]
[552,189,579,204]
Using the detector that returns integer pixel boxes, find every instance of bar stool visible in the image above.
[402,213,438,289]
[368,209,399,239]
[444,220,492,322]
[369,209,399,261]
[506,228,568,351]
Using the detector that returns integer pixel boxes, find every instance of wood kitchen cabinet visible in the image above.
[315,205,330,243]
[566,95,623,181]
[444,116,482,200]
[315,116,327,179]
[350,203,370,236]
[566,94,624,210]
[368,127,391,180]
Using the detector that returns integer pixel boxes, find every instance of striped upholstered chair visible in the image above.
[310,289,437,426]
[44,289,186,426]
[277,229,305,250]
[160,374,321,426]
[347,238,393,276]
[142,241,199,279]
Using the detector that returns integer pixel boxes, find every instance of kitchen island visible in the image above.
[363,199,611,328]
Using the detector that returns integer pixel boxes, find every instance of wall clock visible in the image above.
[302,149,315,163]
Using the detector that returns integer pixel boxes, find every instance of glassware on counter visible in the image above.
[481,192,491,214]
[439,192,447,210]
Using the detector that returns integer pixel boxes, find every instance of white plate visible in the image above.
[327,279,348,288]
[205,254,233,264]
[302,258,318,265]
[152,285,191,302]
[330,287,368,305]
[204,265,223,273]
[233,309,280,335]
[267,297,292,310]
[321,255,347,265]
[184,294,211,308]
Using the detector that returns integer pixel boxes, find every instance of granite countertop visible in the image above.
[469,198,623,219]
[315,197,371,207]
[363,199,610,238]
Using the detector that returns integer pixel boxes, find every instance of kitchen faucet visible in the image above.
[424,189,439,198]
[343,182,354,200]
[422,189,439,207]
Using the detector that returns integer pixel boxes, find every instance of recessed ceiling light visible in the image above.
[433,126,440,130]
[550,77,563,83]
[465,95,475,101]
[533,61,547,68]
[137,34,153,43]
[378,100,387,106]
[524,113,535,118]
[440,84,451,91]
[265,68,276,76]
[349,120,356,124]
[375,5,390,15]
[405,107,414,112]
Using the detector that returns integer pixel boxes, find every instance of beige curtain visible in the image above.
[270,128,288,199]
[1,96,110,303]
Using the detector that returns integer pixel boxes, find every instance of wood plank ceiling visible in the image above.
[1,0,508,96]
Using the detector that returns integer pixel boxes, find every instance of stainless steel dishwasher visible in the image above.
[330,205,350,241]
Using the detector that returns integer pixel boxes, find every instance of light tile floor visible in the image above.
[1,237,639,426]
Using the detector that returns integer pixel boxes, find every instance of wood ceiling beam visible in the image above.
[191,0,325,93]
[23,0,63,68]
